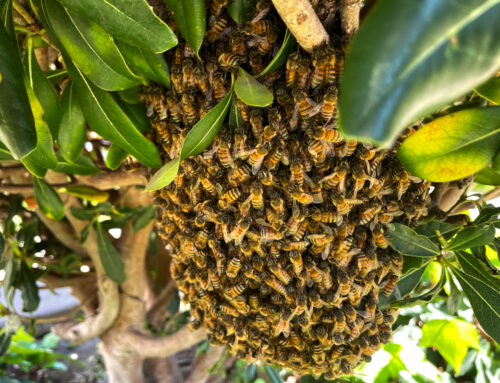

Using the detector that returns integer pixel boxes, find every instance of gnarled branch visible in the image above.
[340,0,363,38]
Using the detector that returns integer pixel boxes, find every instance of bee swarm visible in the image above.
[144,0,430,379]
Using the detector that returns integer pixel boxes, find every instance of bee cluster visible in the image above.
[143,0,431,379]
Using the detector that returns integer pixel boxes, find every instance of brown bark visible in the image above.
[340,0,363,38]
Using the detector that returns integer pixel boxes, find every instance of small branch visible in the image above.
[13,0,36,25]
[0,183,69,193]
[147,280,176,325]
[40,272,96,288]
[450,187,500,215]
[186,346,226,383]
[125,326,207,358]
[75,169,148,190]
[37,212,89,257]
[271,0,329,52]
[340,0,363,38]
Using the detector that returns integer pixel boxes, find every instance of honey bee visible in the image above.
[210,0,229,16]
[219,187,242,209]
[226,256,242,278]
[372,224,388,249]
[165,94,183,123]
[220,303,239,317]
[289,183,314,205]
[182,59,196,89]
[229,30,247,57]
[396,170,410,200]
[206,16,228,43]
[325,47,336,84]
[181,93,198,125]
[218,132,235,168]
[282,240,308,252]
[270,192,285,215]
[292,88,314,119]
[224,283,247,299]
[269,258,292,285]
[231,217,252,245]
[336,140,357,158]
[170,66,183,94]
[231,162,252,184]
[249,109,264,137]
[330,191,362,215]
[310,50,327,88]
[290,158,304,186]
[212,71,227,101]
[260,226,284,242]
[248,50,265,75]
[195,229,210,249]
[263,272,288,296]
[307,140,328,163]
[152,120,171,148]
[310,209,337,224]
[250,181,264,210]
[264,144,283,170]
[193,66,209,94]
[248,142,271,174]
[219,52,246,68]
[235,99,250,123]
[256,30,277,55]
[359,203,382,225]
[382,274,399,297]
[240,19,272,35]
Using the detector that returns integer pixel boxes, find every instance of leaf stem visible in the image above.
[13,0,36,25]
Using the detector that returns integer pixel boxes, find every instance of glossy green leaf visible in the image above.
[415,221,461,242]
[401,255,424,275]
[0,142,13,160]
[421,319,479,373]
[16,261,41,312]
[39,0,140,91]
[257,29,295,78]
[1,0,14,36]
[476,76,500,104]
[227,0,257,24]
[118,87,141,104]
[24,38,60,136]
[455,251,500,288]
[105,144,128,170]
[58,82,86,163]
[3,257,17,301]
[70,203,113,221]
[235,68,273,107]
[446,225,496,251]
[113,94,150,133]
[339,0,500,146]
[392,266,446,308]
[475,167,500,186]
[387,223,440,258]
[116,40,171,88]
[446,272,461,315]
[229,97,243,133]
[53,152,100,175]
[96,221,126,284]
[379,262,427,308]
[0,23,37,159]
[33,178,65,220]
[132,205,156,232]
[54,0,177,53]
[64,58,161,168]
[59,185,109,203]
[452,265,500,345]
[398,107,500,182]
[164,0,205,56]
[146,90,233,191]
[475,204,500,225]
[263,365,283,383]
[45,68,68,85]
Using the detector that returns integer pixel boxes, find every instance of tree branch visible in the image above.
[186,346,226,383]
[75,169,147,190]
[146,280,176,325]
[450,187,500,215]
[340,0,363,38]
[271,0,329,52]
[124,326,208,358]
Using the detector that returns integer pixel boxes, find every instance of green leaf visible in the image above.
[64,58,162,168]
[113,94,150,133]
[476,75,500,104]
[24,38,61,137]
[415,221,461,242]
[235,67,273,107]
[33,178,65,220]
[1,0,14,37]
[257,29,295,78]
[53,152,100,175]
[132,205,156,232]
[95,221,126,284]
[146,90,233,191]
[118,86,141,104]
[263,365,283,383]
[0,333,11,357]
[115,40,171,88]
[15,261,41,312]
[0,23,37,159]
[54,0,177,53]
[446,271,461,315]
[3,257,17,302]
[446,225,496,251]
[379,262,427,308]
[401,255,424,274]
[58,82,86,163]
[475,167,500,186]
[0,142,14,160]
[45,68,68,85]
[374,344,407,383]
[105,144,128,170]
[59,185,109,203]
[164,0,205,56]
[339,0,500,146]
[451,265,500,345]
[398,107,500,182]
[0,233,4,260]
[387,223,440,258]
[455,251,500,289]
[70,203,113,221]
[229,97,243,132]
[227,0,257,24]
[420,319,479,373]
[475,204,500,225]
[39,0,140,91]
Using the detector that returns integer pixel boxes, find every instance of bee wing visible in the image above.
[289,104,300,130]
[251,7,270,23]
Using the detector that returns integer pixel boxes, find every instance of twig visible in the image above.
[124,326,208,358]
[271,0,329,52]
[12,0,36,25]
[75,169,148,190]
[450,187,500,215]
[340,0,363,38]
[186,346,226,383]
[146,280,176,324]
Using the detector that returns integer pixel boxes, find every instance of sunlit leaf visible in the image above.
[374,344,407,383]
[476,75,500,104]
[54,0,177,53]
[387,223,440,258]
[339,0,500,146]
[146,91,233,191]
[0,23,37,159]
[257,29,296,78]
[398,107,500,182]
[455,251,500,288]
[105,144,128,170]
[421,319,479,373]
[59,185,109,203]
[227,0,257,24]
[38,0,140,91]
[58,82,86,163]
[446,225,496,251]
[475,167,500,186]
[95,221,126,284]
[164,0,205,56]
[64,58,162,168]
[235,68,273,107]
[33,178,65,220]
